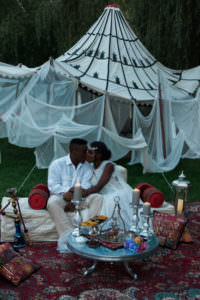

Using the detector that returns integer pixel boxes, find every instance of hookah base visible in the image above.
[13,241,26,249]
[13,235,26,249]
[13,243,26,249]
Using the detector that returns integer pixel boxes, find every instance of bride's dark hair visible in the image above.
[90,141,111,161]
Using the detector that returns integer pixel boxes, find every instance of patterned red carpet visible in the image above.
[0,203,200,300]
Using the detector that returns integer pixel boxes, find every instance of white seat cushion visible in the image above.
[1,197,58,242]
[0,165,127,242]
[0,193,174,242]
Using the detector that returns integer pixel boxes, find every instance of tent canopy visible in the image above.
[1,5,200,173]
[57,5,200,102]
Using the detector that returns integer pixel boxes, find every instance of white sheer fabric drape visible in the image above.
[1,62,200,173]
[129,72,200,172]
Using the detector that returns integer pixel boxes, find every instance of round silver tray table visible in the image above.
[66,233,159,279]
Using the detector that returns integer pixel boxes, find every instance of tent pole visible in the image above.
[158,83,167,159]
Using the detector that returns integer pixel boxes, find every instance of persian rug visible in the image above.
[0,202,200,300]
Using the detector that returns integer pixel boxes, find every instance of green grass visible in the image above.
[1,138,199,206]
[0,139,47,202]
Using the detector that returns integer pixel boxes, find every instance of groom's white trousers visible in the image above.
[47,194,103,236]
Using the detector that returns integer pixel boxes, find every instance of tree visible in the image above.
[0,0,199,68]
[124,0,200,68]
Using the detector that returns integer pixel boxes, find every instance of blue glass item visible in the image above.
[124,239,140,254]
[13,220,26,249]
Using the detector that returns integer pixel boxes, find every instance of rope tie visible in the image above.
[161,172,174,192]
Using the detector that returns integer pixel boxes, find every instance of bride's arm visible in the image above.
[82,162,114,197]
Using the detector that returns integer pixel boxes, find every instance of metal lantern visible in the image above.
[172,171,190,216]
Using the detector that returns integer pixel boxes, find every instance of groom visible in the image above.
[47,138,103,237]
[47,138,93,235]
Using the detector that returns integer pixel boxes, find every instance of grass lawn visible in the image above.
[0,138,199,206]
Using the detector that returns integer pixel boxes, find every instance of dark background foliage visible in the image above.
[1,0,200,201]
[0,0,199,69]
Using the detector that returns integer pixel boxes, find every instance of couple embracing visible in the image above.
[47,138,133,250]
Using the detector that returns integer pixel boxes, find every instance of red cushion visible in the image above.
[136,183,154,201]
[28,184,50,210]
[152,212,188,249]
[143,187,164,208]
[31,184,49,194]
[0,243,40,285]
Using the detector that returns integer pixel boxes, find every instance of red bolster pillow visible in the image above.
[143,187,164,208]
[28,184,50,210]
[136,182,154,201]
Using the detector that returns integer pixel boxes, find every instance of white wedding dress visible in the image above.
[90,160,133,228]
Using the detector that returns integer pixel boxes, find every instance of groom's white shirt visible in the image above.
[48,154,93,195]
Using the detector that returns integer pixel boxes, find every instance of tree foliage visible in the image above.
[0,0,199,68]
[124,0,200,69]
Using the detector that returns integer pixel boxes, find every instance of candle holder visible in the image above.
[148,212,154,236]
[71,198,84,238]
[139,212,150,239]
[129,202,140,234]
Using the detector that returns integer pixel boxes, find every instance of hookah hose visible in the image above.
[0,200,16,219]
[0,200,11,215]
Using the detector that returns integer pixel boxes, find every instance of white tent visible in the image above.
[57,4,200,102]
[1,58,148,169]
[0,62,36,137]
[1,5,200,173]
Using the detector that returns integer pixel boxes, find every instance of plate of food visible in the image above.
[81,215,107,227]
[80,215,107,235]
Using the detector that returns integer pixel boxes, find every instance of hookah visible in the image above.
[0,140,50,248]
[0,188,31,248]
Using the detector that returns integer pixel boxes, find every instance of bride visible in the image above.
[83,141,133,228]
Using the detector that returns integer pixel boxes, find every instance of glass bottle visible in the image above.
[99,196,127,243]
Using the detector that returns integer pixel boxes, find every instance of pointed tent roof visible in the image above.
[57,5,200,101]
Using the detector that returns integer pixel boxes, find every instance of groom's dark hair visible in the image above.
[70,138,87,152]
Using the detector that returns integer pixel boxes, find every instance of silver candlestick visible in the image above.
[71,197,85,240]
[148,213,154,236]
[129,202,140,234]
[71,183,84,240]
[139,212,150,239]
